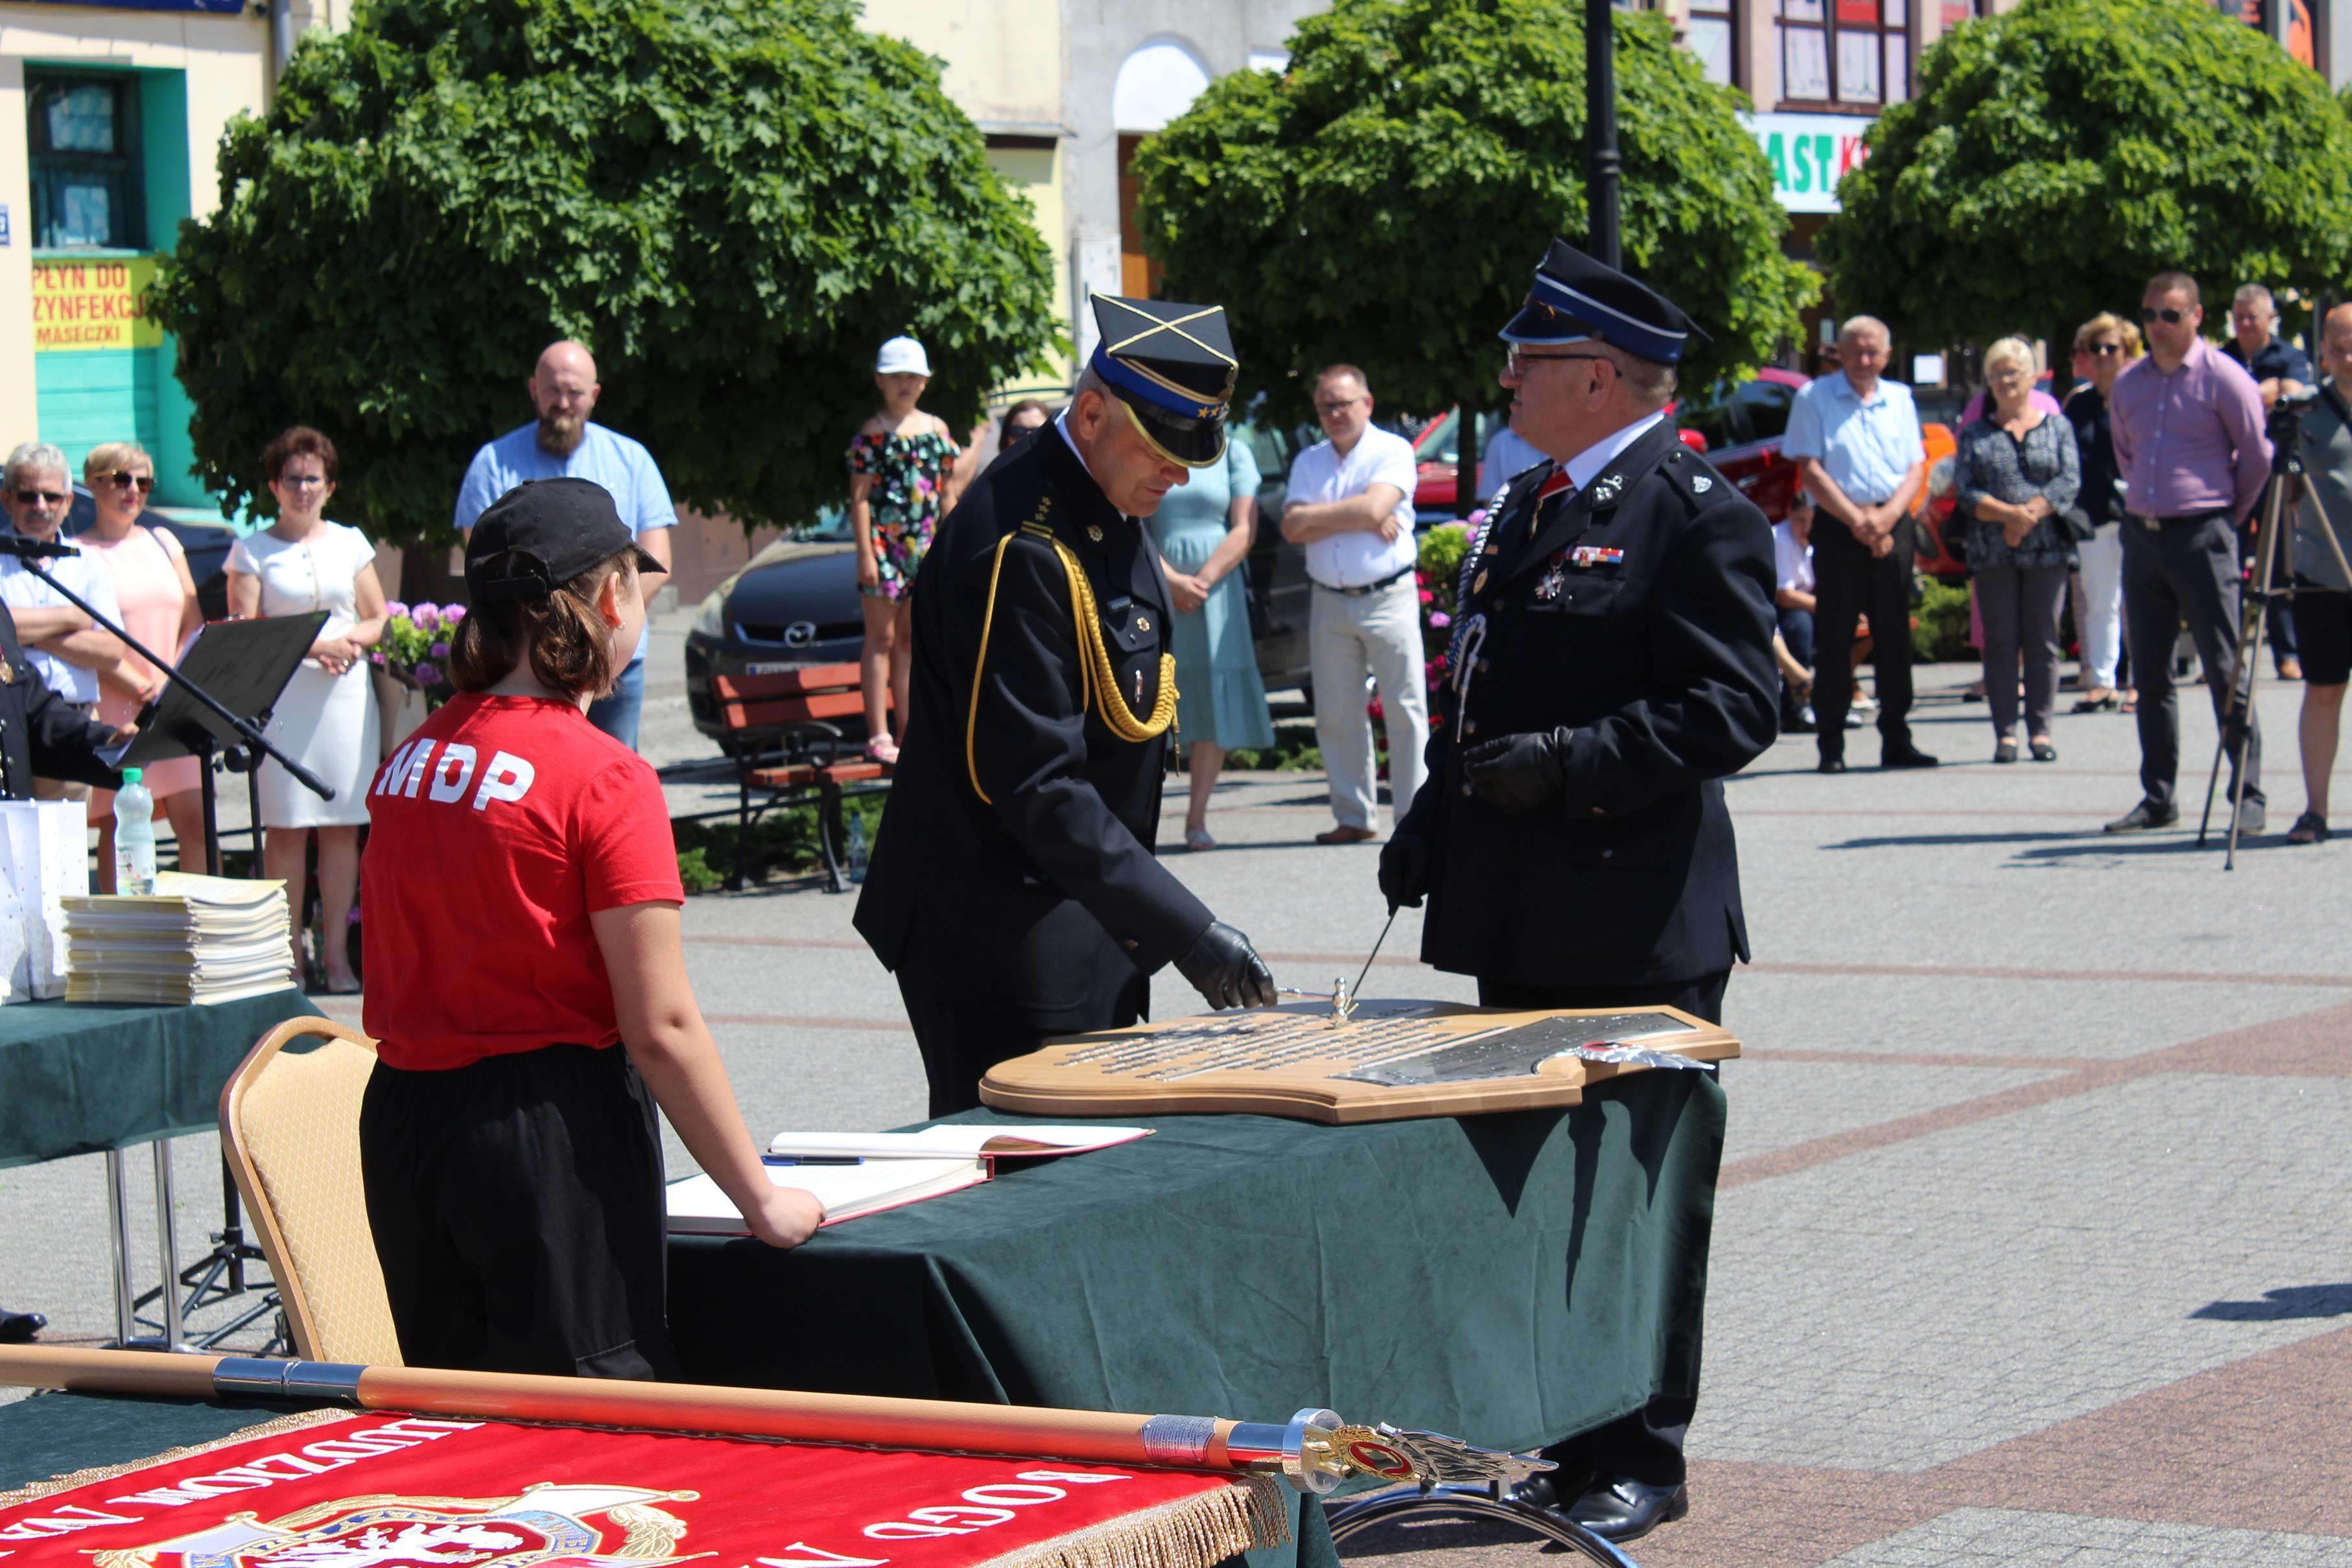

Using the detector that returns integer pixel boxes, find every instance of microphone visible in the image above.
[0,534,82,560]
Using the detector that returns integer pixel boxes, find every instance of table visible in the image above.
[0,990,322,1343]
[672,1072,1726,1564]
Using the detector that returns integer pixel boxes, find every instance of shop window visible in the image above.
[1780,0,1909,107]
[1687,0,1737,84]
[27,74,145,251]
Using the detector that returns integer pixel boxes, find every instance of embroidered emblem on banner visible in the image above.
[1571,546,1625,568]
[106,1483,700,1568]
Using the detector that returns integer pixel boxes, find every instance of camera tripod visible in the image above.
[2196,387,2352,868]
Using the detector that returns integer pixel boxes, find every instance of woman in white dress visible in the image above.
[226,427,386,993]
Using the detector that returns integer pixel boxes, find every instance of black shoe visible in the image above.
[1817,756,1848,774]
[2237,797,2267,836]
[1782,707,1817,734]
[1993,739,2018,764]
[2030,740,2057,763]
[1564,1478,1690,1543]
[2288,812,2331,845]
[1882,746,1940,769]
[2104,801,2179,833]
[0,1307,45,1344]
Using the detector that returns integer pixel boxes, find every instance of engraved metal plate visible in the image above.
[1334,1012,1698,1087]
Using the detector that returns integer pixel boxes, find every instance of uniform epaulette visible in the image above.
[1660,447,1731,509]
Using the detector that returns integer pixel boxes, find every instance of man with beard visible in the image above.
[455,341,676,747]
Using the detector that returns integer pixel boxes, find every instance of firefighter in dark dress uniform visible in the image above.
[1,594,126,1343]
[855,297,1276,1116]
[1379,242,1779,1545]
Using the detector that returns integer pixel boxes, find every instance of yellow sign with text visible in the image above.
[32,257,163,352]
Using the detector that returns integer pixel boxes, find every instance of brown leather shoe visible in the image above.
[1314,825,1380,845]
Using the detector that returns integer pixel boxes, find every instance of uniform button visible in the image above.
[1462,719,1477,736]
[1463,783,1474,797]
[1601,848,1614,859]
[1476,658,1489,672]
[1592,806,1605,816]
[1122,938,1140,951]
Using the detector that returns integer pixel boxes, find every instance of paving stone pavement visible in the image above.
[4,625,2348,1567]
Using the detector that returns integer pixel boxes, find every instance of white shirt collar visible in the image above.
[1562,410,1667,493]
[1053,408,1083,463]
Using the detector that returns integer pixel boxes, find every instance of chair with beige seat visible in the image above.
[218,1016,404,1365]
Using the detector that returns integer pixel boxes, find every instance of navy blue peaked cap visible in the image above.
[1499,240,1711,366]
[1087,295,1236,468]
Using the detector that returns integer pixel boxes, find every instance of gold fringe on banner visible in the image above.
[0,1406,353,1508]
[972,1475,1289,1568]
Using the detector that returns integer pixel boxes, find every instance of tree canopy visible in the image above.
[1129,0,1817,420]
[150,0,1058,543]
[1819,0,2352,348]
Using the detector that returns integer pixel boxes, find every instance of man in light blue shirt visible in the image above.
[1782,316,1935,772]
[454,341,675,748]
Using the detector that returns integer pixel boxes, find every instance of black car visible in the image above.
[683,423,1316,745]
[60,486,239,622]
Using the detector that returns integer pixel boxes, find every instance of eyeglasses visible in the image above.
[276,474,329,489]
[10,489,65,507]
[1313,397,1367,414]
[2087,343,2126,357]
[100,471,154,493]
[2141,307,2187,325]
[1506,345,1616,376]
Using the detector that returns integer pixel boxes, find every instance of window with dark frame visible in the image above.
[1780,0,1912,108]
[26,73,145,251]
[1688,0,1737,85]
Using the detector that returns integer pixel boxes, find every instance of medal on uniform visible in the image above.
[0,659,13,686]
[1087,524,1105,543]
[1136,614,1151,632]
[1535,565,1566,600]
[1470,570,1488,595]
[1571,546,1624,568]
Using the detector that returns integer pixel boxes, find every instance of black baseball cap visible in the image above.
[465,477,663,602]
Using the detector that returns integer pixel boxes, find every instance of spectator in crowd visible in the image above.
[227,428,386,993]
[2064,313,2141,714]
[0,442,122,800]
[1147,416,1274,850]
[1955,338,2082,764]
[2223,283,2314,679]
[845,336,962,765]
[1772,489,1820,731]
[454,340,676,750]
[1476,419,1546,502]
[1282,364,1428,844]
[1784,316,1938,771]
[2107,270,2271,834]
[76,442,206,887]
[2285,303,2352,844]
[998,399,1053,454]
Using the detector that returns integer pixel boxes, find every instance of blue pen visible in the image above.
[764,1154,862,1167]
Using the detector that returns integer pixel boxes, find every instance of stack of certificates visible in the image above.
[62,872,297,1006]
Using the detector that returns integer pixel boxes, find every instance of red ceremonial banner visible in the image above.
[0,1411,1284,1568]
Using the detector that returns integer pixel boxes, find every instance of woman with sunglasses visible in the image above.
[77,443,208,888]
[2063,315,2143,714]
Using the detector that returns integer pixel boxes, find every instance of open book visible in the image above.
[764,1125,1152,1165]
[664,1157,987,1235]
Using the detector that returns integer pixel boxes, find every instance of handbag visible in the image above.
[2057,504,2096,543]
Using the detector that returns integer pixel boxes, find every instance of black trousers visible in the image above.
[1812,516,1916,760]
[899,969,1148,1117]
[2121,514,2261,810]
[359,1043,677,1380]
[1777,606,1817,721]
[1476,969,1730,1490]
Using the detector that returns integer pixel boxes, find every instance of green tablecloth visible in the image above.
[670,1072,1727,1457]
[0,990,322,1169]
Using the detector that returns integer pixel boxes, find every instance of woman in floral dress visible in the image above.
[848,336,962,762]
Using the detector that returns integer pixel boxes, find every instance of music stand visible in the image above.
[107,612,329,875]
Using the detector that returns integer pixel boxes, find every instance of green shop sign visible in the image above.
[1741,112,1876,215]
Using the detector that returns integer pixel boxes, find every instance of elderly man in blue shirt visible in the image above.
[1783,314,1938,772]
[453,340,676,749]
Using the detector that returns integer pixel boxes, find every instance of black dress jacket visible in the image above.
[1399,419,1778,988]
[0,603,120,799]
[854,428,1214,1030]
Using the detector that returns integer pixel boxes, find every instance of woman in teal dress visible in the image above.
[1147,430,1274,850]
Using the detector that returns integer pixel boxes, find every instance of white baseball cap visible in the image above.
[876,336,931,376]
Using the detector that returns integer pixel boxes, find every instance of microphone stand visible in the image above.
[5,535,338,1350]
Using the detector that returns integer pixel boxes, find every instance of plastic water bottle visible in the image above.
[844,814,869,885]
[114,767,156,895]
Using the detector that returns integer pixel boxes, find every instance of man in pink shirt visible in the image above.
[2105,270,2272,834]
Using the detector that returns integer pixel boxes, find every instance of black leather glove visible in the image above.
[1461,729,1574,812]
[1378,832,1431,911]
[1175,920,1277,1011]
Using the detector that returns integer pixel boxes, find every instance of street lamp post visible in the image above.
[1586,0,1621,269]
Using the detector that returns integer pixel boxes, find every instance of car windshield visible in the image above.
[795,504,851,541]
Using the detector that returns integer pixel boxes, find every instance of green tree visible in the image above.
[1820,0,2352,350]
[149,0,1057,544]
[1129,0,1815,423]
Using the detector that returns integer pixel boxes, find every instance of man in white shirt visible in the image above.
[1,443,123,800]
[1771,491,1818,731]
[1282,365,1428,844]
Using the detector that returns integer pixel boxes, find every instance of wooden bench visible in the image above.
[711,664,891,893]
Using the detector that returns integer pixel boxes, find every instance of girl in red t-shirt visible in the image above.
[359,477,822,1377]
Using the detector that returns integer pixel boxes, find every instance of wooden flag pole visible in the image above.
[0,1346,1542,1495]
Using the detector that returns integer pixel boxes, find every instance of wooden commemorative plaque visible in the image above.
[978,1000,1740,1125]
